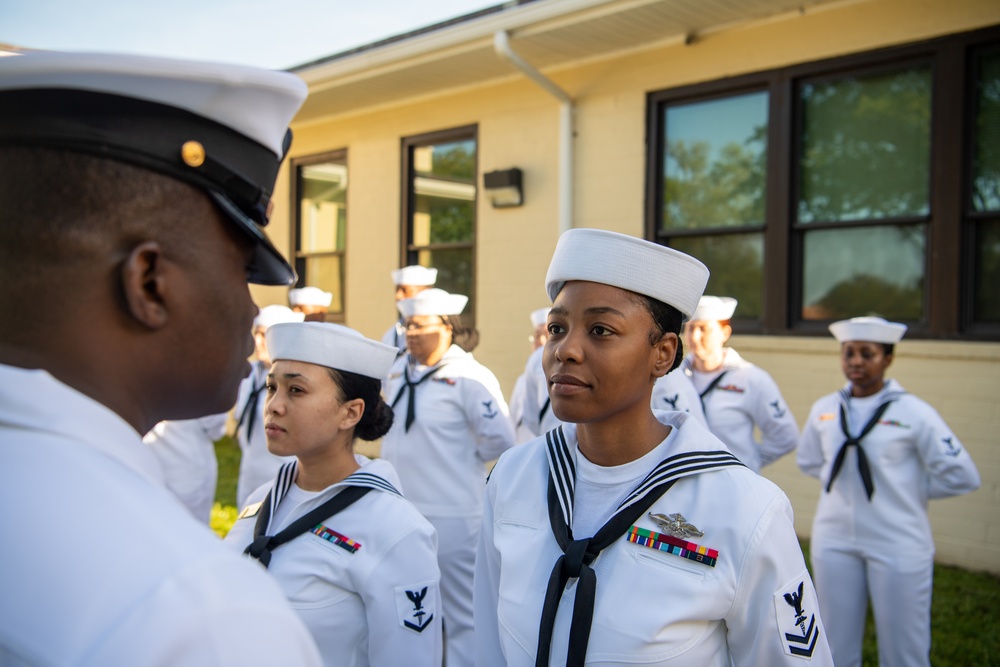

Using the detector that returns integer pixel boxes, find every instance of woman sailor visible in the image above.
[381,287,516,667]
[474,228,833,666]
[681,295,799,472]
[797,316,980,667]
[226,322,442,667]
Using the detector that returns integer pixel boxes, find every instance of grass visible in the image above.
[210,434,241,538]
[210,436,1000,665]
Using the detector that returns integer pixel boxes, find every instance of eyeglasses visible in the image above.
[404,320,445,332]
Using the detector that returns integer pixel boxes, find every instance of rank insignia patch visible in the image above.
[775,579,821,659]
[396,583,438,634]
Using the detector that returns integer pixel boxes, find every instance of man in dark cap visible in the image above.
[0,51,321,665]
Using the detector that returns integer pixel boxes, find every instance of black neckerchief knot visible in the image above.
[391,360,447,431]
[825,391,899,500]
[243,462,375,568]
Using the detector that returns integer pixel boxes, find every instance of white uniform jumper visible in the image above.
[0,364,321,667]
[649,369,708,426]
[475,411,833,666]
[797,379,981,667]
[234,359,295,507]
[381,344,516,667]
[684,348,798,472]
[144,413,228,523]
[518,346,562,438]
[226,456,442,667]
[508,370,534,444]
[380,320,407,356]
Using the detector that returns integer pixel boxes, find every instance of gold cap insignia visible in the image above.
[180,140,206,167]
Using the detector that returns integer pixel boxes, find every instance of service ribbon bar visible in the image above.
[627,525,718,567]
[311,524,362,554]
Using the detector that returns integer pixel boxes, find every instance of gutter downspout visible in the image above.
[493,30,573,233]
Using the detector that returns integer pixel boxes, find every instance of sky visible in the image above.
[0,0,503,70]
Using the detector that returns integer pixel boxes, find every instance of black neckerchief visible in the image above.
[243,462,400,567]
[826,387,903,500]
[237,362,267,446]
[697,369,729,413]
[390,358,448,431]
[535,425,744,666]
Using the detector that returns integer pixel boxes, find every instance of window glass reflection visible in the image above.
[302,255,344,314]
[670,233,764,319]
[799,67,931,223]
[662,92,768,232]
[974,220,1000,322]
[299,162,347,254]
[802,225,925,321]
[973,51,1000,212]
[416,247,474,318]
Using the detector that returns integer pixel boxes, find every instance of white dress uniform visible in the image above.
[381,320,407,356]
[0,364,321,666]
[382,344,516,667]
[649,369,708,426]
[475,410,834,666]
[234,360,295,507]
[519,345,562,438]
[798,379,981,667]
[683,347,798,472]
[226,456,442,667]
[143,413,228,523]
[508,370,534,443]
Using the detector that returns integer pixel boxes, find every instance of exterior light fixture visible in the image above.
[483,168,523,208]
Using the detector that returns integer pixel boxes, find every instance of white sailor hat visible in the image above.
[391,265,438,286]
[689,296,738,322]
[397,288,468,318]
[253,304,305,330]
[267,322,397,380]
[545,228,709,317]
[0,51,307,286]
[530,308,551,328]
[829,316,907,344]
[288,286,333,308]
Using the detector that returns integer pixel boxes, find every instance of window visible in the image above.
[646,26,1000,339]
[796,64,931,322]
[291,150,347,321]
[656,90,769,321]
[970,47,1000,325]
[401,126,478,323]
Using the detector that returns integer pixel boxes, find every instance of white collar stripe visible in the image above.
[546,427,576,528]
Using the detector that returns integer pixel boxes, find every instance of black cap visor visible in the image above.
[0,88,295,285]
[208,190,296,286]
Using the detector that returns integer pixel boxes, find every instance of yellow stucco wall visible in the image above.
[260,0,1000,572]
